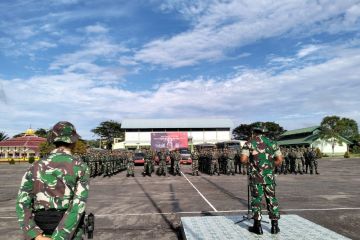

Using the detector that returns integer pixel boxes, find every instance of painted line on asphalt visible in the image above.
[1,207,360,219]
[180,171,218,212]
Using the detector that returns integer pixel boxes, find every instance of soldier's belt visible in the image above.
[34,209,66,235]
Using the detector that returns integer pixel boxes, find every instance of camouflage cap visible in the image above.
[48,121,80,144]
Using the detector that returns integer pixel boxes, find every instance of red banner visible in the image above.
[151,132,188,150]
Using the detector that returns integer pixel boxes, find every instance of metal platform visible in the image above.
[181,214,350,240]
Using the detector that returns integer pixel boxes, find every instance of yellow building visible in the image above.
[0,128,46,162]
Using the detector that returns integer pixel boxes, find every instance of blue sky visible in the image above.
[1,0,360,139]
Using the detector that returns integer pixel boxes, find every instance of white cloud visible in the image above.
[1,41,360,137]
[135,0,360,67]
[297,45,323,58]
[84,23,109,34]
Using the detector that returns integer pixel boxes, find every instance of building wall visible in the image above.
[312,138,348,155]
[0,146,39,161]
[113,130,231,149]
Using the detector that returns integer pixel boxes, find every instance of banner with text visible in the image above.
[151,132,188,150]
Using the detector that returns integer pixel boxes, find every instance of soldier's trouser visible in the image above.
[250,183,280,221]
[157,161,166,175]
[309,159,318,172]
[295,158,303,172]
[192,161,199,174]
[127,163,134,174]
[301,158,305,172]
[240,163,248,174]
[174,161,180,173]
[234,161,240,173]
[226,159,235,174]
[210,160,219,174]
[72,227,84,240]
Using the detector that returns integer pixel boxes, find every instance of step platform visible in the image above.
[181,214,350,240]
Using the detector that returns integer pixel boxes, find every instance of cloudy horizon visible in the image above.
[1,0,360,139]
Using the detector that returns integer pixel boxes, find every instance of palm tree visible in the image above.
[0,131,9,141]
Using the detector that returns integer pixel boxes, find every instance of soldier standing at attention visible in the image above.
[16,121,90,240]
[294,147,304,175]
[173,149,181,176]
[240,123,283,235]
[126,152,135,177]
[210,147,220,176]
[191,149,200,176]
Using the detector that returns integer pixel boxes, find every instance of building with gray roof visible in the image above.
[113,118,233,150]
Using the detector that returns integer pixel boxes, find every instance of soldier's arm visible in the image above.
[272,143,283,167]
[240,143,250,164]
[16,167,44,240]
[52,162,90,239]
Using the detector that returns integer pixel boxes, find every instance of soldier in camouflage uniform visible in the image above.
[210,147,220,176]
[294,147,304,175]
[309,147,320,174]
[225,148,236,175]
[173,149,181,176]
[126,152,135,177]
[143,149,153,177]
[16,121,90,240]
[191,149,200,176]
[241,123,283,235]
[157,149,167,176]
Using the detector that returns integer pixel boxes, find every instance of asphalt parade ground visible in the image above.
[1,158,359,239]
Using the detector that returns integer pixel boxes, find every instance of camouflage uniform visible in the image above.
[126,152,135,177]
[157,150,167,176]
[191,150,200,176]
[294,148,303,174]
[241,135,282,221]
[210,150,220,176]
[143,150,153,177]
[173,150,181,176]
[225,149,235,175]
[16,121,89,240]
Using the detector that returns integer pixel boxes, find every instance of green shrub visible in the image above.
[28,156,35,164]
[351,146,360,154]
[9,158,15,165]
[344,151,350,158]
[322,153,329,157]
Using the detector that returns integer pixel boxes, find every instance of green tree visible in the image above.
[39,142,55,158]
[13,133,24,138]
[0,131,9,141]
[233,122,285,140]
[85,139,100,148]
[73,139,88,155]
[319,116,344,155]
[254,121,285,140]
[337,118,359,141]
[233,124,252,140]
[35,128,48,138]
[91,120,124,149]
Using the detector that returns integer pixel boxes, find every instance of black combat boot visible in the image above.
[248,219,263,235]
[316,171,320,175]
[196,172,199,176]
[271,220,280,234]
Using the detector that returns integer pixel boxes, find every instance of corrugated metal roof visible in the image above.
[121,119,234,129]
[277,135,318,145]
[280,126,319,137]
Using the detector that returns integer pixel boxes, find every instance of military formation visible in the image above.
[198,147,247,176]
[276,146,320,175]
[80,145,320,178]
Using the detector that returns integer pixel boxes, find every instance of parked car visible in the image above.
[179,148,192,164]
[133,152,145,165]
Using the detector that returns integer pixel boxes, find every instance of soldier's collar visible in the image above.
[51,147,72,155]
